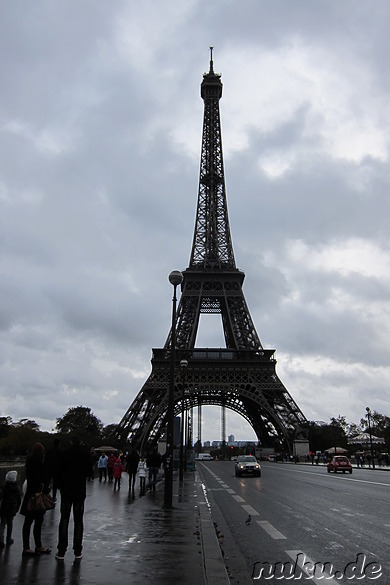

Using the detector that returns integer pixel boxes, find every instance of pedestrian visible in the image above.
[113,457,125,492]
[56,435,93,561]
[137,458,147,497]
[88,448,98,481]
[98,452,108,482]
[0,470,22,548]
[107,452,116,483]
[126,448,140,499]
[20,442,52,556]
[146,449,162,492]
[45,438,61,500]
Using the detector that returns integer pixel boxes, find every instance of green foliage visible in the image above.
[359,411,390,449]
[56,406,103,438]
[307,419,348,453]
[0,420,52,456]
[100,424,121,448]
[0,416,13,439]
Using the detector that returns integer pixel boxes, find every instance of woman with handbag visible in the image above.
[20,442,52,556]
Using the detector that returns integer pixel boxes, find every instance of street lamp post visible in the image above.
[164,270,183,509]
[366,407,376,470]
[179,359,188,481]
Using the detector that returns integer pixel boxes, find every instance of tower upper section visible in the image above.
[189,48,236,271]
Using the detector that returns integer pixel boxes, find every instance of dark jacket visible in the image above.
[20,453,49,516]
[0,482,22,517]
[146,451,162,468]
[45,442,61,486]
[126,450,140,474]
[58,443,94,499]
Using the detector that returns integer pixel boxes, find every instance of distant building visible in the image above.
[228,434,235,444]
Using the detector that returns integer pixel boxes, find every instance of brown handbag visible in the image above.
[27,492,55,512]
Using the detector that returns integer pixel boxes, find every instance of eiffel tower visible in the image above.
[118,49,308,454]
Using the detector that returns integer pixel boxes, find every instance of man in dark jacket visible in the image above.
[146,450,162,492]
[56,436,93,561]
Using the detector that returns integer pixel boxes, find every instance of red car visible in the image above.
[327,455,352,474]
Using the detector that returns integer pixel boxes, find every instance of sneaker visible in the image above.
[74,553,83,560]
[55,553,65,560]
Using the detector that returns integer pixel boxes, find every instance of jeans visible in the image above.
[139,477,146,496]
[58,496,85,556]
[22,512,44,550]
[148,467,159,490]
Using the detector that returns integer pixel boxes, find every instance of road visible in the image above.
[196,461,390,583]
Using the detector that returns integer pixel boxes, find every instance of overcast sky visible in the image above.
[1,1,390,443]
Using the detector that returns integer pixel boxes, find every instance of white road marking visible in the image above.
[257,520,286,540]
[232,495,245,502]
[265,465,390,487]
[286,550,336,582]
[242,504,260,516]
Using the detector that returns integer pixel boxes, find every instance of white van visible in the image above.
[195,453,213,461]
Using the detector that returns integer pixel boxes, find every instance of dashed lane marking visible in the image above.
[232,495,245,502]
[257,520,286,540]
[242,504,260,516]
[286,550,336,583]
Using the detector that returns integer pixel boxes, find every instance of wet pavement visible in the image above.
[0,471,230,584]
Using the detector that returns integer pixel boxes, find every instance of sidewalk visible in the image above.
[0,471,230,585]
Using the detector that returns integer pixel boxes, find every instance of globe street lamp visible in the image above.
[179,359,188,481]
[164,270,183,509]
[366,407,376,470]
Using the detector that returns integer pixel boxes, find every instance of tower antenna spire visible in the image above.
[209,46,214,73]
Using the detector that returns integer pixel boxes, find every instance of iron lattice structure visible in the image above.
[118,51,307,452]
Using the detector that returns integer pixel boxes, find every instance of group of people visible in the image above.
[0,440,164,560]
[127,449,162,498]
[96,448,163,498]
[96,451,125,491]
[0,437,93,560]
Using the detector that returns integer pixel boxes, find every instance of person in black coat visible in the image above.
[146,450,162,492]
[45,438,61,500]
[20,442,51,555]
[56,436,93,560]
[126,448,140,499]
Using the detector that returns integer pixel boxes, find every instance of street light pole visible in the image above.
[366,407,376,470]
[179,359,188,481]
[164,270,183,509]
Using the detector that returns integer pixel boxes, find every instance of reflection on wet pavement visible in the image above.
[0,474,205,585]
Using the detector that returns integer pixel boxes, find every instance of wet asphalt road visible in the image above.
[197,461,390,583]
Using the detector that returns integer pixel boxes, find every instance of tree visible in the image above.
[359,410,390,449]
[0,416,13,438]
[331,415,362,438]
[15,418,40,432]
[307,418,348,453]
[100,424,121,448]
[56,406,103,438]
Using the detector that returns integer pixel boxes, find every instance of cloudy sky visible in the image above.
[1,1,390,443]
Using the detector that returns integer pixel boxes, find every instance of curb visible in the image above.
[196,472,231,585]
